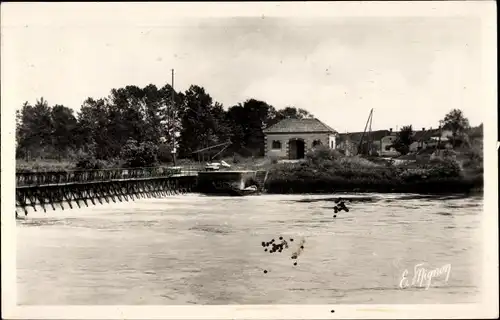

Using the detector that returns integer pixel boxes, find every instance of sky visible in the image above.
[1,2,493,133]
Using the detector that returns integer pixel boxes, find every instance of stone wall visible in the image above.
[264,132,336,159]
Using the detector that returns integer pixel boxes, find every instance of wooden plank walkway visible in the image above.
[16,167,198,187]
[15,167,200,217]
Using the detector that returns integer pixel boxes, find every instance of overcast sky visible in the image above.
[1,2,492,132]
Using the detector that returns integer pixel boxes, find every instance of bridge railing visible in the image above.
[16,166,199,187]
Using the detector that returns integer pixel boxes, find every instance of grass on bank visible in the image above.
[263,146,483,194]
[15,145,483,194]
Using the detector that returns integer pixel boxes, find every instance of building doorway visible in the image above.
[288,138,305,159]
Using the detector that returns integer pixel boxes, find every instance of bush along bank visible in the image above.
[263,150,483,195]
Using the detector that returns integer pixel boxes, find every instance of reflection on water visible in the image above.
[17,193,483,305]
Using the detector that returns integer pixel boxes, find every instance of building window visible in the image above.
[272,140,281,150]
[331,140,334,148]
[312,140,322,147]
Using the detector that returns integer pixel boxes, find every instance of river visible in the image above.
[17,193,483,305]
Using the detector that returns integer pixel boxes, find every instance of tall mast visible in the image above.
[368,109,373,154]
[357,108,373,155]
[171,69,177,166]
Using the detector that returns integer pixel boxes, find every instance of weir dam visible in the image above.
[15,167,268,217]
[15,167,198,217]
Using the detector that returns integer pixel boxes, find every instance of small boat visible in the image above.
[226,185,259,197]
[205,160,231,171]
[210,182,259,196]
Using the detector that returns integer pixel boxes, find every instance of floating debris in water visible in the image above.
[333,201,349,212]
[332,198,350,217]
[263,270,268,274]
[290,238,306,264]
[260,236,306,270]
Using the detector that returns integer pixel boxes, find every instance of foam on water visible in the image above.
[17,193,483,305]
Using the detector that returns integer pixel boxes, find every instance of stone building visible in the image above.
[262,118,338,159]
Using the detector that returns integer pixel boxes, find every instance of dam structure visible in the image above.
[15,167,198,217]
[15,167,268,217]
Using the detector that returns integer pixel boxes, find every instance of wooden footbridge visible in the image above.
[15,167,198,217]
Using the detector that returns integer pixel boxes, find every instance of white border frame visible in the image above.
[2,1,498,319]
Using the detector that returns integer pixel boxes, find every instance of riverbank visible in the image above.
[263,174,483,195]
[262,149,483,195]
[15,150,483,196]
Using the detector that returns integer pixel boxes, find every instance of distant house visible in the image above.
[409,128,453,152]
[409,128,437,152]
[337,129,391,156]
[262,118,338,159]
[337,127,453,157]
[380,130,400,156]
[379,127,453,156]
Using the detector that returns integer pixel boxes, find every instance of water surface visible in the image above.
[17,193,483,304]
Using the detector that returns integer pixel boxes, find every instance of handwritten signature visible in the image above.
[399,263,451,290]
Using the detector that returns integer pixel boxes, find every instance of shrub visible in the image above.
[263,150,476,194]
[338,156,379,169]
[269,155,279,164]
[425,158,463,178]
[157,143,173,163]
[306,145,343,164]
[120,139,159,168]
[464,148,483,162]
[75,154,106,170]
[233,153,244,164]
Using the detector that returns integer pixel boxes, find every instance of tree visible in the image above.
[158,86,185,164]
[178,85,230,158]
[76,98,111,158]
[50,105,78,158]
[277,106,313,119]
[225,104,247,154]
[226,99,275,156]
[15,81,319,164]
[120,139,159,168]
[106,86,148,154]
[266,106,314,128]
[442,109,470,148]
[468,123,483,139]
[16,98,54,159]
[242,99,273,155]
[391,125,414,155]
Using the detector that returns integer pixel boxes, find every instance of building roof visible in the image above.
[263,118,337,134]
[337,130,391,142]
[413,128,440,141]
[338,128,442,143]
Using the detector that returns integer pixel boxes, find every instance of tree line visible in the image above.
[16,83,314,165]
[388,109,482,156]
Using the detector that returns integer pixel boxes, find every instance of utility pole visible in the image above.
[437,120,443,152]
[171,69,177,166]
